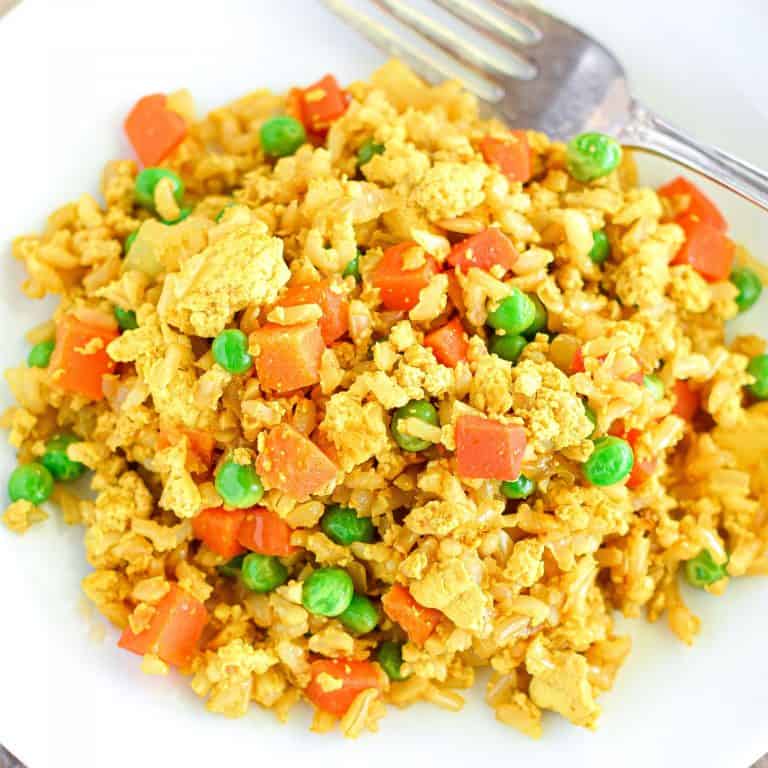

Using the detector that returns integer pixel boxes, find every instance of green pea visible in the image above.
[500,474,536,499]
[302,567,354,617]
[212,329,252,375]
[40,435,86,482]
[524,294,548,339]
[376,641,408,681]
[684,549,728,588]
[643,374,664,401]
[124,229,138,254]
[165,206,192,225]
[214,202,235,223]
[321,504,375,545]
[217,553,246,579]
[486,289,536,335]
[390,399,440,452]
[134,168,184,210]
[241,553,288,593]
[746,354,768,400]
[114,306,138,331]
[583,436,634,486]
[583,402,597,437]
[338,593,380,635]
[260,115,306,157]
[343,250,362,281]
[8,462,54,504]
[489,333,527,363]
[730,267,763,312]
[27,340,54,368]
[215,459,264,508]
[566,132,622,183]
[588,230,610,264]
[357,138,385,167]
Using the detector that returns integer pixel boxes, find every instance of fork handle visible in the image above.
[619,101,768,212]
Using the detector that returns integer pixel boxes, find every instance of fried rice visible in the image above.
[3,60,767,738]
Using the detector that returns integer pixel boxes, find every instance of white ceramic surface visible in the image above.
[0,1,766,767]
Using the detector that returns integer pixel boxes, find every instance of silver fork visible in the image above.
[323,0,768,211]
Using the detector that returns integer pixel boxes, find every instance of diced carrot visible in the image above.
[658,176,727,232]
[570,346,586,374]
[626,457,658,489]
[49,315,120,401]
[423,317,469,368]
[381,584,442,646]
[671,379,700,421]
[625,369,644,385]
[276,278,349,344]
[671,214,735,283]
[118,584,208,668]
[305,658,385,716]
[455,414,527,481]
[191,507,246,558]
[372,242,440,311]
[255,424,338,499]
[158,428,215,472]
[299,75,349,134]
[250,322,324,394]
[479,132,532,183]
[446,228,519,273]
[237,507,296,557]
[124,93,187,168]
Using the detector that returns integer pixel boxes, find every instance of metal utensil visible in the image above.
[323,0,768,211]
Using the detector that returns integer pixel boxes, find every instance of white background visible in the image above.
[0,1,766,767]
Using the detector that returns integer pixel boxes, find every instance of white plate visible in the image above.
[0,1,766,766]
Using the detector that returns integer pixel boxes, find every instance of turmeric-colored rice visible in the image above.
[3,61,767,738]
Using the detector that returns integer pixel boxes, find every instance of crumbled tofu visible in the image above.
[159,224,289,337]
[2,499,47,533]
[526,636,600,729]
[362,139,431,188]
[668,265,712,313]
[469,353,514,416]
[413,161,488,220]
[320,392,390,472]
[612,236,671,308]
[504,538,545,588]
[176,560,214,603]
[157,441,202,519]
[510,360,593,453]
[107,310,199,427]
[410,558,492,635]
[405,500,474,536]
[192,639,278,718]
[350,370,412,410]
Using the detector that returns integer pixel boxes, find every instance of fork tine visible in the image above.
[322,0,504,103]
[373,0,536,80]
[490,1,569,39]
[432,0,541,45]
